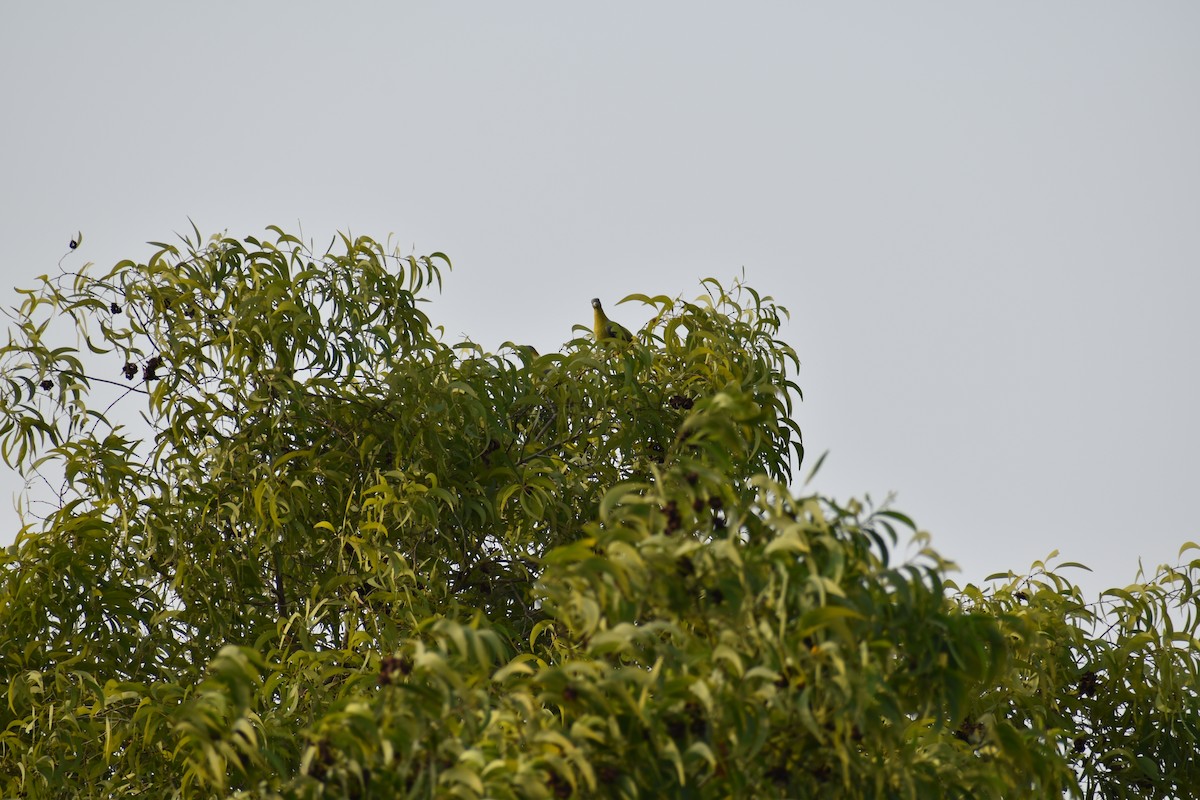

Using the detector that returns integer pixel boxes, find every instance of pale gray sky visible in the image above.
[2,3,1198,599]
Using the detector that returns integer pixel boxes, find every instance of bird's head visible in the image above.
[591,297,602,310]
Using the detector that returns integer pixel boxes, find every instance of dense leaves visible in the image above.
[0,228,1197,798]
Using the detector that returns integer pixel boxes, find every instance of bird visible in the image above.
[591,298,633,342]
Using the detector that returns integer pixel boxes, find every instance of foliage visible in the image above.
[0,227,1197,798]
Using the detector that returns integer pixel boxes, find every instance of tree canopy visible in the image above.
[1,227,1198,798]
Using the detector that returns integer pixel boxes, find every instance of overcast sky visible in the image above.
[2,3,1198,599]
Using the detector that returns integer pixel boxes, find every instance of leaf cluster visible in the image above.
[0,228,1197,798]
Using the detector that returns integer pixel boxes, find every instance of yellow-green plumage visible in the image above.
[591,298,633,342]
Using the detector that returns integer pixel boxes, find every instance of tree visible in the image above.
[0,227,1197,799]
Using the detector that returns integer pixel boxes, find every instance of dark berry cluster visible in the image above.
[662,500,682,534]
[378,653,413,685]
[142,355,163,382]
